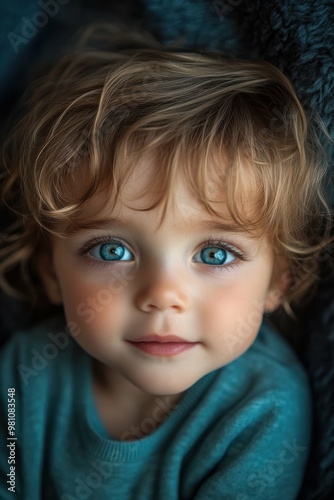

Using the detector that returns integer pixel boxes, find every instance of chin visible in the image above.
[134,372,202,397]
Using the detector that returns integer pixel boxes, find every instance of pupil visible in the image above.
[111,246,122,256]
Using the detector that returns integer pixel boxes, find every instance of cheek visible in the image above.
[63,284,130,357]
[59,268,128,336]
[200,281,266,356]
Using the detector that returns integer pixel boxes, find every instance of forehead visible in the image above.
[68,154,232,229]
[62,148,264,241]
[64,193,253,245]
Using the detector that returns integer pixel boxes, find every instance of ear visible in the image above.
[264,258,290,313]
[34,248,63,305]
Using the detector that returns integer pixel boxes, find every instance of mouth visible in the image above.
[126,333,199,356]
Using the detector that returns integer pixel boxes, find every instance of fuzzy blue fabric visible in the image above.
[143,1,334,133]
[1,1,334,498]
[141,0,243,53]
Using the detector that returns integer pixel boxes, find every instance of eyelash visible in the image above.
[76,236,247,271]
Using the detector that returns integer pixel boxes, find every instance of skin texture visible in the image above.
[37,157,288,437]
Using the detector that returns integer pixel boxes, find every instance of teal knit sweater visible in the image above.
[0,314,311,499]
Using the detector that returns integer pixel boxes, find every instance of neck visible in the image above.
[91,358,184,440]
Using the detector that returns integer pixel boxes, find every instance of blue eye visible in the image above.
[193,245,236,267]
[88,242,133,262]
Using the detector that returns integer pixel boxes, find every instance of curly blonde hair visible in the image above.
[0,22,332,310]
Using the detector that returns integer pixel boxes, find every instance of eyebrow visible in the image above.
[65,216,244,236]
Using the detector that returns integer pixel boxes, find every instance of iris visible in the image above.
[98,243,126,261]
[200,247,228,265]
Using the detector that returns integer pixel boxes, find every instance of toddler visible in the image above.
[0,23,332,500]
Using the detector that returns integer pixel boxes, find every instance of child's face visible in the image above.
[38,157,287,397]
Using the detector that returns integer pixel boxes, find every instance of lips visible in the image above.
[131,334,190,343]
[126,333,198,356]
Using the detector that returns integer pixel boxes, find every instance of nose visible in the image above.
[134,269,190,313]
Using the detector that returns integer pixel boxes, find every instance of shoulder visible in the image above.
[222,317,311,392]
[0,312,87,445]
[0,313,83,389]
[245,318,311,400]
[0,314,87,498]
[216,319,312,425]
[197,318,312,464]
